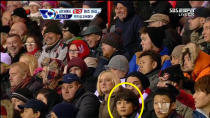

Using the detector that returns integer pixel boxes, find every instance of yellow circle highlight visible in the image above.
[107,82,144,118]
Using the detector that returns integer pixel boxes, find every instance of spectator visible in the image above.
[67,40,90,62]
[114,88,140,118]
[6,34,26,63]
[157,64,194,118]
[202,17,210,54]
[170,45,185,65]
[41,1,58,9]
[2,10,12,26]
[62,20,81,44]
[125,72,155,118]
[105,55,129,83]
[38,22,68,66]
[10,88,33,118]
[60,73,100,118]
[18,99,47,118]
[145,13,182,54]
[193,75,210,118]
[81,25,103,58]
[19,54,38,76]
[11,7,28,24]
[93,32,123,78]
[0,52,11,98]
[97,70,121,118]
[188,7,210,51]
[9,62,42,94]
[66,57,96,92]
[129,27,171,73]
[180,42,210,81]
[138,50,162,92]
[114,1,143,60]
[40,58,64,93]
[35,88,61,117]
[29,2,41,18]
[6,1,22,13]
[9,22,28,42]
[51,103,78,118]
[25,34,42,58]
[153,87,182,118]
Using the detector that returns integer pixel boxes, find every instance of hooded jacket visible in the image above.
[180,43,210,81]
[115,1,143,61]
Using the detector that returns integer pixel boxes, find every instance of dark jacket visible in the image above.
[0,71,10,99]
[193,109,209,118]
[70,87,100,118]
[8,47,26,64]
[203,42,210,55]
[115,1,143,61]
[82,67,97,93]
[168,110,183,118]
[89,43,103,58]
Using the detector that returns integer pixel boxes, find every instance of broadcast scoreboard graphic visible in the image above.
[39,8,101,20]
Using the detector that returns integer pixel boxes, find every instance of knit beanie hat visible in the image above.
[52,103,78,118]
[101,32,123,50]
[10,88,33,103]
[146,27,165,48]
[105,55,129,73]
[171,45,185,58]
[63,21,81,36]
[44,22,62,36]
[69,40,90,59]
[67,57,88,75]
[12,7,27,19]
[29,1,41,8]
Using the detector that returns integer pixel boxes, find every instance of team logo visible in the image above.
[40,9,57,19]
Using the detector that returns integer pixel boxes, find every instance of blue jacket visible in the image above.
[128,47,171,74]
[193,109,208,118]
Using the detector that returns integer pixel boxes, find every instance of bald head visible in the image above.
[9,22,27,39]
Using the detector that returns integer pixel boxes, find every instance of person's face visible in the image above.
[11,98,25,111]
[101,43,116,58]
[202,21,210,42]
[9,66,25,88]
[116,99,135,117]
[99,73,115,95]
[2,11,12,26]
[61,82,80,102]
[110,68,126,79]
[171,56,180,65]
[50,112,58,118]
[84,34,100,48]
[6,1,22,13]
[126,76,143,95]
[36,93,47,104]
[21,108,40,118]
[115,3,128,21]
[25,37,38,52]
[69,66,82,78]
[183,53,193,71]
[30,5,39,14]
[44,32,60,46]
[68,44,79,60]
[154,95,175,118]
[12,15,25,24]
[6,36,23,56]
[193,90,210,109]
[62,29,74,40]
[42,2,52,9]
[188,17,201,30]
[139,56,157,74]
[140,33,153,51]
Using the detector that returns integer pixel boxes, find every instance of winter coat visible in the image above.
[190,28,206,51]
[8,48,26,64]
[145,69,160,92]
[115,1,143,61]
[38,40,68,67]
[0,71,10,99]
[167,110,183,118]
[203,42,210,55]
[193,109,209,118]
[176,100,193,118]
[99,94,120,118]
[82,67,97,93]
[70,87,100,118]
[129,47,171,74]
[180,43,210,81]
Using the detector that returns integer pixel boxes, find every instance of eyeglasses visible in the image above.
[69,50,79,54]
[25,43,36,46]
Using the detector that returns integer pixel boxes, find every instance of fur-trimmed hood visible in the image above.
[180,43,210,81]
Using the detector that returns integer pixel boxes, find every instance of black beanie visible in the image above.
[10,88,33,103]
[146,27,165,48]
[63,21,80,36]
[101,32,123,50]
[12,7,27,19]
[44,22,62,36]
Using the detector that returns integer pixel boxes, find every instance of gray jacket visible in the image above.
[38,40,68,66]
[146,69,160,92]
